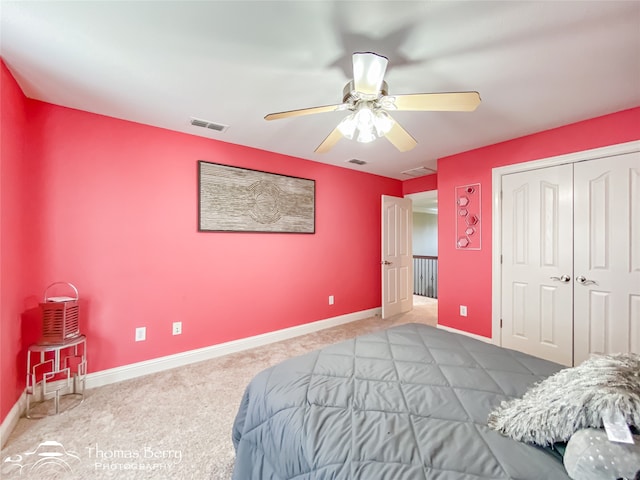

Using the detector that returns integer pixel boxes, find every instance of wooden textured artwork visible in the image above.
[198,161,315,233]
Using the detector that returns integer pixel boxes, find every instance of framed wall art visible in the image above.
[198,161,315,233]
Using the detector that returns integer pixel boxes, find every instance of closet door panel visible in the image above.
[501,165,574,366]
[573,152,640,364]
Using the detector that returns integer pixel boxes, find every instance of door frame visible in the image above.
[491,140,640,345]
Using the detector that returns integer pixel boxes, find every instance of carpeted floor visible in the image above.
[1,298,437,480]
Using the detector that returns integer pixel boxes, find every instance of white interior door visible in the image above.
[501,165,574,366]
[382,195,413,319]
[573,152,640,364]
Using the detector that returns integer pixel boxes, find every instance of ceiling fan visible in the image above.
[264,52,481,154]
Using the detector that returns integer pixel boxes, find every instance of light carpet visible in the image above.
[1,298,437,480]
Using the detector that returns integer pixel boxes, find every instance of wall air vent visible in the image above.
[347,159,367,165]
[401,166,436,178]
[190,118,229,132]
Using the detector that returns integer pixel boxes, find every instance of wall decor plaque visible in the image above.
[198,161,315,233]
[455,183,481,250]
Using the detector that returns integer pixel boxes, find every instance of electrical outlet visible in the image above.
[172,322,182,335]
[329,295,334,305]
[135,327,146,342]
[460,305,468,317]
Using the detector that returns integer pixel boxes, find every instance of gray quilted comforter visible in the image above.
[232,323,571,479]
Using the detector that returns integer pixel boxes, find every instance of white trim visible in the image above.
[0,392,26,449]
[492,140,640,177]
[86,308,380,389]
[491,140,640,344]
[436,324,495,344]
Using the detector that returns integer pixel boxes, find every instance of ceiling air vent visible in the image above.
[347,159,367,165]
[190,118,229,132]
[401,166,436,178]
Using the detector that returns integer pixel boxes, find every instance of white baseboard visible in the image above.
[86,308,381,389]
[436,323,496,344]
[0,391,26,449]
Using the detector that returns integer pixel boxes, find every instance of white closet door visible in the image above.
[573,152,640,365]
[501,164,574,366]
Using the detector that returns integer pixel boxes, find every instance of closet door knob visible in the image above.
[550,275,571,283]
[576,275,596,285]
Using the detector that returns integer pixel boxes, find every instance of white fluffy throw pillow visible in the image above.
[487,353,640,446]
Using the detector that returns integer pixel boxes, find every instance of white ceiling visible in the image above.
[2,1,639,180]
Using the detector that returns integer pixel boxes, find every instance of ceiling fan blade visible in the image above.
[352,52,388,96]
[265,103,347,121]
[386,91,481,112]
[384,118,417,152]
[314,127,343,154]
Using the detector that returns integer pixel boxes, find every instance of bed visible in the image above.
[231,323,572,479]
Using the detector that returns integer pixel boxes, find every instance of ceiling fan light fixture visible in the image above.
[337,104,376,141]
[356,128,377,144]
[337,104,394,144]
[379,96,397,110]
[354,107,375,130]
[352,52,388,97]
[373,110,393,136]
[337,113,358,139]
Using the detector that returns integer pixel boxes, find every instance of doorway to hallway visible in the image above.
[407,190,438,300]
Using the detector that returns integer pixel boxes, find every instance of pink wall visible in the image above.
[402,173,437,195]
[0,61,46,422]
[0,91,402,423]
[29,102,403,369]
[436,107,640,337]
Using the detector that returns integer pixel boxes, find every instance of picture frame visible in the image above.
[198,161,315,233]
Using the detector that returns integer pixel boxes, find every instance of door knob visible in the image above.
[550,274,571,283]
[576,275,596,285]
[381,260,392,265]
